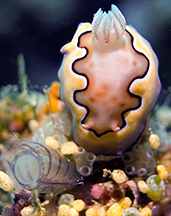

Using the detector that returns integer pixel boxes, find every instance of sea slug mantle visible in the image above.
[58,5,161,155]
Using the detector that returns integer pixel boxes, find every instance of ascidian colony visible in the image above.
[0,4,171,216]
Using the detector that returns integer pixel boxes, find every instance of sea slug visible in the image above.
[58,4,161,155]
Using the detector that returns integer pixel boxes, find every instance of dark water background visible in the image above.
[0,0,171,89]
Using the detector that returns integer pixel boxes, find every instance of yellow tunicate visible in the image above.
[106,203,122,216]
[33,208,47,216]
[157,164,169,180]
[140,207,152,216]
[70,207,79,216]
[21,206,33,216]
[118,197,132,211]
[86,207,106,216]
[85,208,95,216]
[96,207,106,216]
[138,180,149,193]
[0,171,14,191]
[149,134,160,149]
[73,199,85,212]
[45,136,59,149]
[111,169,127,184]
[146,175,165,201]
[106,197,132,216]
[58,204,70,216]
[61,141,78,156]
[28,119,39,132]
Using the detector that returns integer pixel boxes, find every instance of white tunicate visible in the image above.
[86,153,96,163]
[58,193,75,206]
[54,122,65,134]
[52,112,71,137]
[150,122,170,152]
[79,166,92,176]
[122,207,140,216]
[125,165,135,175]
[137,168,147,177]
[146,150,153,159]
[157,106,171,128]
[121,152,132,163]
[32,128,45,143]
[121,142,156,177]
[76,147,85,155]
[58,114,72,136]
[32,113,70,146]
[74,147,96,176]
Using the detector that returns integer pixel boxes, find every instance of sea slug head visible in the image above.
[92,4,126,44]
[58,5,161,155]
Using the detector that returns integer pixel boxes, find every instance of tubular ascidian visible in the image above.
[1,137,82,193]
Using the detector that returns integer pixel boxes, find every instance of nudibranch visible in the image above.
[58,5,161,155]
